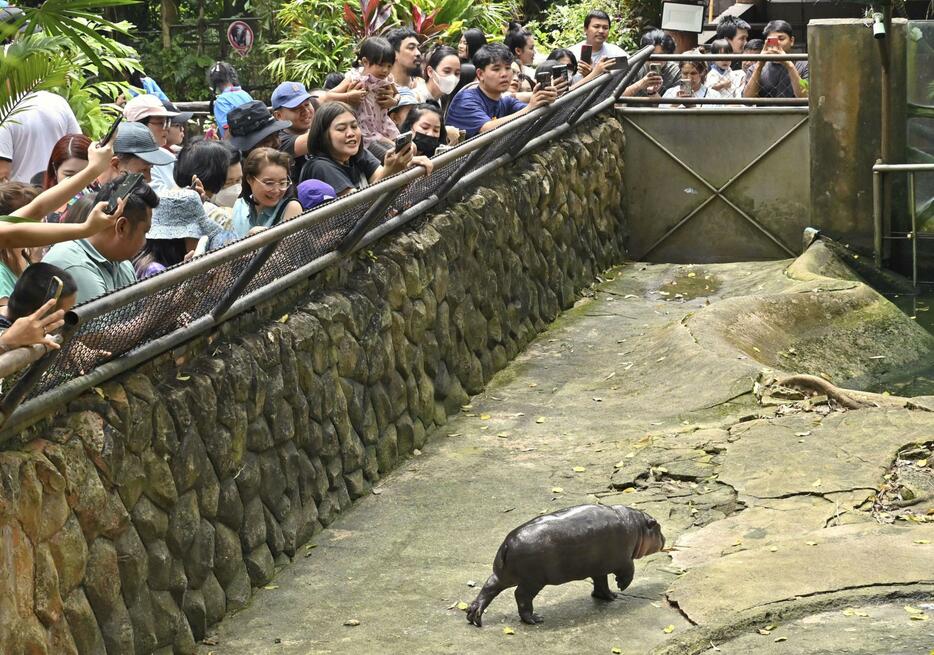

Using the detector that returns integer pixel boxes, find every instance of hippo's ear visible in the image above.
[645,515,659,528]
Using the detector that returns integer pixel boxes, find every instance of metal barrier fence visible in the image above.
[0,45,656,439]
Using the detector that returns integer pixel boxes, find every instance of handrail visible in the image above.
[649,53,807,61]
[0,337,61,380]
[871,162,934,286]
[0,50,652,439]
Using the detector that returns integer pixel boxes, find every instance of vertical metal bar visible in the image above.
[909,172,918,288]
[211,239,281,321]
[873,164,883,268]
[337,188,402,255]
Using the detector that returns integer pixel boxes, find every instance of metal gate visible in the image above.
[621,107,810,263]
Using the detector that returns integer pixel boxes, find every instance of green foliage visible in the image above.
[526,0,639,55]
[138,40,217,101]
[266,0,357,87]
[0,2,139,137]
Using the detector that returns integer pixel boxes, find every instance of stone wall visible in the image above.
[0,116,627,654]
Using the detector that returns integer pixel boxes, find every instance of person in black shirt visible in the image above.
[272,81,316,179]
[299,102,432,197]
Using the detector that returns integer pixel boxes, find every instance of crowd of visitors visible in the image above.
[0,8,807,361]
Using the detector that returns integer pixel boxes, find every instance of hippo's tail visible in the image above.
[493,540,509,574]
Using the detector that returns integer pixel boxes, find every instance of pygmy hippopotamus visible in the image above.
[466,504,665,626]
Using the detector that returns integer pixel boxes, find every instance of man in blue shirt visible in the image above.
[447,43,556,139]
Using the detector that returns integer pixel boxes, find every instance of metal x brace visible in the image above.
[624,115,809,258]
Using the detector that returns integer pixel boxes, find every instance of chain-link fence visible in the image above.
[0,46,654,437]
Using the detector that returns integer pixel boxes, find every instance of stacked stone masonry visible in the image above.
[0,117,627,654]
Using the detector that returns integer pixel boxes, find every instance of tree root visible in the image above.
[769,374,915,410]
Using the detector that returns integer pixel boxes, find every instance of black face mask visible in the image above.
[413,132,440,157]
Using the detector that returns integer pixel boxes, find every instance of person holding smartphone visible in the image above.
[660,56,711,109]
[569,10,627,79]
[743,20,808,99]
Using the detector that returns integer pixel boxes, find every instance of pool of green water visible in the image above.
[872,286,934,396]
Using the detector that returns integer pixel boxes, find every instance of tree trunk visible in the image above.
[161,0,177,50]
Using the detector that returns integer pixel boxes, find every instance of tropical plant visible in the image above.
[266,0,357,86]
[0,0,140,137]
[525,0,638,55]
[343,0,394,39]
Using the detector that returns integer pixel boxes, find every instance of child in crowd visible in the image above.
[706,39,747,98]
[345,37,400,151]
[743,39,764,78]
[296,180,336,211]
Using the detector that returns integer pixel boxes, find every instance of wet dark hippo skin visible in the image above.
[466,504,665,627]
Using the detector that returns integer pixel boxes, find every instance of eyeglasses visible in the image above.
[144,117,171,128]
[256,178,291,190]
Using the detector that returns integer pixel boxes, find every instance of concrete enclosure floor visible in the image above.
[198,252,934,655]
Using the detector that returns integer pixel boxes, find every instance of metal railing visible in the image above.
[872,162,934,286]
[618,53,809,108]
[0,45,655,439]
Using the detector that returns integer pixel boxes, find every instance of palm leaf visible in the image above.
[0,53,71,128]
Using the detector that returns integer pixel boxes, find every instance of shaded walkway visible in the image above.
[199,255,934,654]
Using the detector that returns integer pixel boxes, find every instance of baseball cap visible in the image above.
[297,179,336,210]
[124,94,179,122]
[113,122,176,166]
[271,81,312,110]
[162,99,194,125]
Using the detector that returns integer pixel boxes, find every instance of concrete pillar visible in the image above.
[808,18,907,253]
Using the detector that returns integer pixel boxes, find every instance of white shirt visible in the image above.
[149,160,178,194]
[570,41,628,66]
[0,91,81,182]
[705,67,746,99]
[660,85,711,108]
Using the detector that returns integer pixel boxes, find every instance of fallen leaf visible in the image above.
[456,601,469,611]
[812,479,822,488]
[202,636,219,646]
[536,417,546,424]
[612,648,622,654]
[774,636,787,643]
[904,605,924,615]
[687,272,696,278]
[93,387,106,399]
[343,619,360,627]
[795,431,811,437]
[276,314,289,323]
[914,539,930,544]
[528,383,538,388]
[663,625,675,634]
[805,541,818,546]
[266,331,275,342]
[552,487,564,494]
[752,346,761,353]
[371,488,382,495]
[497,432,509,438]
[623,487,635,494]
[466,580,477,588]
[573,466,586,473]
[593,397,603,402]
[917,459,928,467]
[176,374,191,381]
[910,614,928,621]
[480,414,491,420]
[503,627,515,635]
[264,584,279,590]
[768,546,778,552]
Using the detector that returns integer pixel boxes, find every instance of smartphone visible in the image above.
[98,112,123,147]
[193,235,209,257]
[552,63,568,83]
[106,173,144,215]
[649,62,664,75]
[606,56,629,72]
[766,36,779,48]
[680,78,693,95]
[580,44,593,65]
[534,69,552,88]
[458,129,467,142]
[45,276,63,305]
[394,131,414,154]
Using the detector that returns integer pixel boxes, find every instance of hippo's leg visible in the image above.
[467,573,508,628]
[515,584,544,624]
[591,575,617,601]
[614,560,635,592]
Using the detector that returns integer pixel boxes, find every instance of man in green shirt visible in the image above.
[43,176,159,304]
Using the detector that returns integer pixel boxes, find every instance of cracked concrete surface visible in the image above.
[199,245,934,655]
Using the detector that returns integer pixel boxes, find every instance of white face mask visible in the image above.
[213,183,241,208]
[432,71,460,95]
